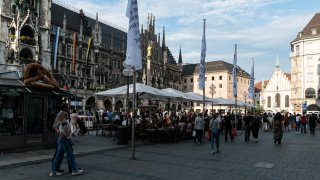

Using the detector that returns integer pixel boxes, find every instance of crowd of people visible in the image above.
[49,105,320,176]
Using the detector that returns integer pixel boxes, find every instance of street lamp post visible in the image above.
[122,63,134,147]
[209,83,216,115]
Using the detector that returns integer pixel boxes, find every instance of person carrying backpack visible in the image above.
[209,114,220,154]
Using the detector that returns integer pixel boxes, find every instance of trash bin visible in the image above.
[117,125,128,145]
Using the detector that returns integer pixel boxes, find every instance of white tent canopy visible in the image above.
[160,88,197,102]
[185,92,214,102]
[95,83,179,100]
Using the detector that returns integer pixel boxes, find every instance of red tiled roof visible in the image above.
[284,73,291,81]
[255,80,269,92]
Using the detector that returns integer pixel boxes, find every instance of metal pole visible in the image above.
[126,75,129,143]
[131,68,136,159]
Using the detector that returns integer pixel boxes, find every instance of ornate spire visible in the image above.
[178,46,182,64]
[162,26,166,52]
[276,54,280,69]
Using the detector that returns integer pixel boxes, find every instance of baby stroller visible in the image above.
[77,119,88,135]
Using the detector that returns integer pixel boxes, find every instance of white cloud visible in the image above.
[54,0,317,81]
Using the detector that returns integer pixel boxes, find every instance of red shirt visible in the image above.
[300,115,307,124]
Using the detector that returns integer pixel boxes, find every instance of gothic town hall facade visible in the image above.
[0,0,182,111]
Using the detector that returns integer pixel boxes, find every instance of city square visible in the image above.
[1,131,320,180]
[0,0,320,179]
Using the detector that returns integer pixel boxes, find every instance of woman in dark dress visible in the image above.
[273,112,283,144]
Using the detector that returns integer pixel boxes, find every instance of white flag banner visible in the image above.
[248,59,255,99]
[232,44,237,97]
[198,20,206,90]
[124,0,142,70]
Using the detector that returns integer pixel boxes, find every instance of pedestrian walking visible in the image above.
[209,114,220,154]
[70,109,79,136]
[243,112,253,142]
[50,105,84,176]
[300,113,307,133]
[50,104,70,176]
[309,113,317,135]
[194,113,205,144]
[273,112,283,144]
[295,114,301,133]
[251,114,261,143]
[224,112,234,142]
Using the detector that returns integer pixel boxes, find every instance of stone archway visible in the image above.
[104,99,112,111]
[115,100,123,112]
[85,96,95,110]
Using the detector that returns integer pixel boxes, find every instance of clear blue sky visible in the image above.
[55,0,320,81]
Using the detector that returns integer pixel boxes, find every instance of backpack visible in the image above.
[211,119,218,134]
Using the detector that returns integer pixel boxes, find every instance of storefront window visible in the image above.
[0,91,24,136]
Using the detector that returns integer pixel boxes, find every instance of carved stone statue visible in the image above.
[147,42,152,58]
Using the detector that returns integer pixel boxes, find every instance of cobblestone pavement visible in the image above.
[0,130,319,180]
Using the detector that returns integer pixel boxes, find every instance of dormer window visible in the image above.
[312,28,317,35]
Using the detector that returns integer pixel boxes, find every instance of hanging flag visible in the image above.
[198,19,206,90]
[248,59,255,99]
[85,37,92,67]
[53,27,60,70]
[72,32,77,73]
[232,44,237,97]
[124,0,142,70]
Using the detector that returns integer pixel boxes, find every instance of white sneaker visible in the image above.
[72,169,84,176]
[49,171,62,177]
[211,149,215,154]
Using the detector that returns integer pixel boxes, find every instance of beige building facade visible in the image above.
[290,13,320,113]
[182,60,251,113]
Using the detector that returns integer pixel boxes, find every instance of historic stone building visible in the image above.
[0,1,182,111]
[256,57,292,113]
[290,13,320,113]
[0,0,52,71]
[182,60,251,113]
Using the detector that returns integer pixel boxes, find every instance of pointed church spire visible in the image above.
[162,26,166,52]
[178,46,182,64]
[276,54,280,69]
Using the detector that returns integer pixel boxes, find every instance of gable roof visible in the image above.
[295,13,320,39]
[182,60,250,77]
[255,80,269,92]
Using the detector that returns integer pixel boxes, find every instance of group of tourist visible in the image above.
[48,105,320,176]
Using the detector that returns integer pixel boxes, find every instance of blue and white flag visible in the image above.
[232,44,237,97]
[198,19,206,90]
[53,26,60,70]
[248,59,255,99]
[124,0,142,70]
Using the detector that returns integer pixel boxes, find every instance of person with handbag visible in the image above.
[50,106,84,176]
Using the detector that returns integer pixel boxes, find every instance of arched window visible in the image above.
[285,95,289,107]
[305,88,316,98]
[19,48,34,63]
[20,25,35,45]
[267,96,271,108]
[275,93,280,107]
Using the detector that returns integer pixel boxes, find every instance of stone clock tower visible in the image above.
[0,0,52,72]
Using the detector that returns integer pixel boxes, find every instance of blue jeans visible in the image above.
[51,138,78,173]
[210,131,219,150]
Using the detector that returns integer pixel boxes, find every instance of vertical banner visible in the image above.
[232,44,237,97]
[53,27,60,70]
[124,0,142,70]
[248,59,255,99]
[85,37,92,67]
[198,19,206,90]
[72,32,77,73]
